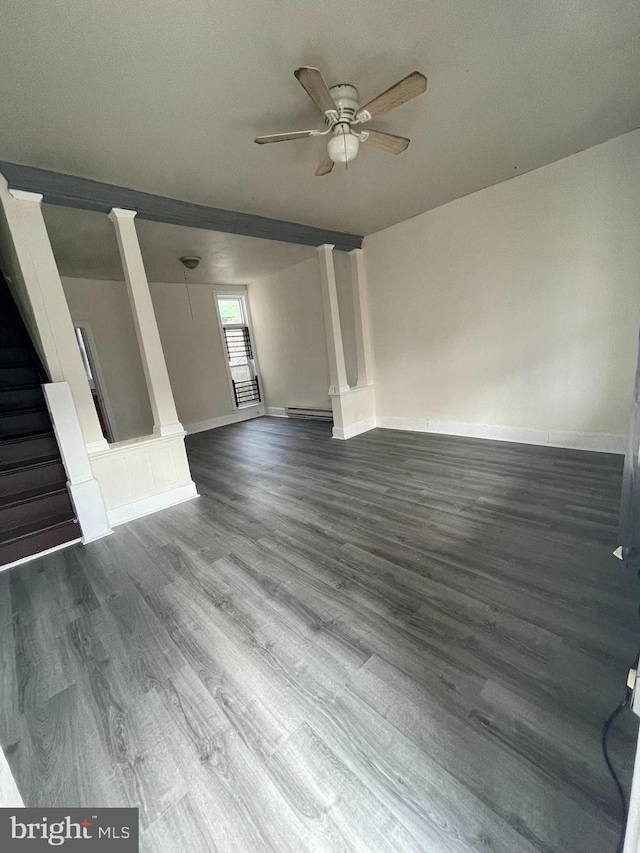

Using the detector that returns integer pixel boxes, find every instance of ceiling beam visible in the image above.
[0,162,363,252]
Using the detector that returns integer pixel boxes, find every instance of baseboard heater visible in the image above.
[285,406,333,422]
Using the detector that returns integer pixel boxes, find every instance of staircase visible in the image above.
[0,274,80,567]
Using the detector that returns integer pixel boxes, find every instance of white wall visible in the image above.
[248,252,359,413]
[363,129,640,445]
[61,277,241,432]
[59,258,358,432]
[61,277,154,441]
[249,256,332,411]
[150,282,237,427]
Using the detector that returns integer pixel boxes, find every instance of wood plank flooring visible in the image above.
[1,418,638,852]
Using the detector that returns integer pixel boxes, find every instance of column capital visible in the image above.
[347,247,363,256]
[316,243,335,253]
[8,189,43,204]
[108,207,137,221]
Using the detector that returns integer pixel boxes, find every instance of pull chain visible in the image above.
[182,266,195,321]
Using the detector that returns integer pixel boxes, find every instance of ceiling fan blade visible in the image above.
[315,156,334,176]
[360,129,410,155]
[254,130,320,144]
[356,71,427,122]
[294,67,337,114]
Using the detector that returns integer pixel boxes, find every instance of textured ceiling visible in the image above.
[43,205,316,284]
[2,1,640,235]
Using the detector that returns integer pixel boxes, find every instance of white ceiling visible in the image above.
[43,205,316,284]
[2,1,640,236]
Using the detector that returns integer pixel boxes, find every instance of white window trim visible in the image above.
[213,292,263,411]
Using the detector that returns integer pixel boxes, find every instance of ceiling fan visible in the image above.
[254,67,427,176]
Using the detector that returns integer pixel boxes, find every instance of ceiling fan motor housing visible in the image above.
[326,84,361,163]
[325,84,359,126]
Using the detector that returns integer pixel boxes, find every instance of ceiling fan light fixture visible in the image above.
[327,130,359,164]
[180,255,201,270]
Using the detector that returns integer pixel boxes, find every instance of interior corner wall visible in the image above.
[149,281,236,427]
[363,128,640,446]
[249,256,332,411]
[61,277,154,441]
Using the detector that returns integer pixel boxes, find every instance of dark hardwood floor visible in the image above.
[1,418,638,852]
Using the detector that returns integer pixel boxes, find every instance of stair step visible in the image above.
[0,409,51,439]
[0,459,67,500]
[0,517,80,568]
[0,275,73,575]
[4,512,78,542]
[0,346,30,368]
[0,385,45,413]
[0,487,75,539]
[0,366,39,388]
[0,433,59,472]
[0,327,26,347]
[0,316,22,330]
[0,296,21,313]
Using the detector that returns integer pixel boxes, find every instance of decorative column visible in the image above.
[108,208,183,437]
[0,182,108,452]
[316,243,349,395]
[316,243,377,440]
[348,248,375,387]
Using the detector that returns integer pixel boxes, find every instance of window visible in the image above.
[215,295,261,408]
[218,297,245,326]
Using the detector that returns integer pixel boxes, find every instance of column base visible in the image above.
[153,422,185,438]
[329,384,376,440]
[332,418,377,440]
[86,437,110,454]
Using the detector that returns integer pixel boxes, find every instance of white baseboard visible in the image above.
[265,407,287,418]
[107,482,199,527]
[375,416,626,454]
[376,417,627,454]
[185,405,264,434]
[333,417,377,440]
[545,430,626,454]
